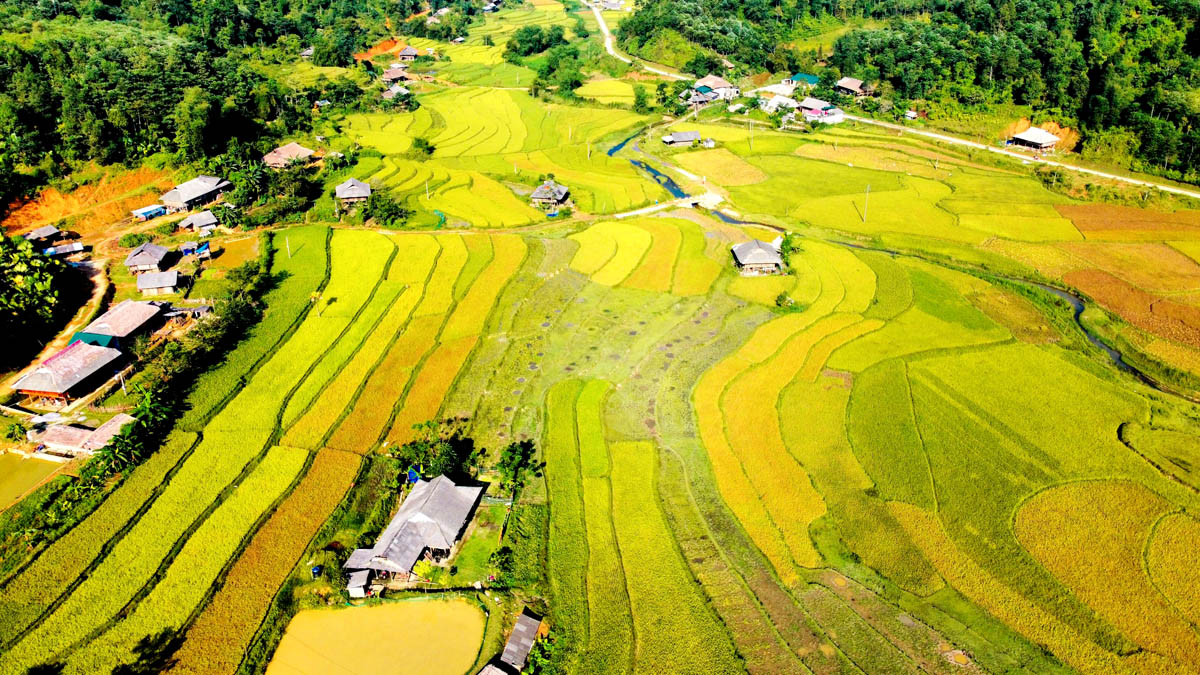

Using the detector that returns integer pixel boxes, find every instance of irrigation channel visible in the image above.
[606,134,1200,405]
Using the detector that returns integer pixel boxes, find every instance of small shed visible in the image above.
[1011,127,1061,151]
[262,142,315,169]
[501,609,544,672]
[530,180,569,208]
[43,243,85,257]
[731,240,783,275]
[124,242,169,273]
[138,270,179,296]
[335,178,372,205]
[36,413,136,456]
[784,72,819,88]
[132,205,167,221]
[347,570,371,599]
[382,84,411,100]
[299,47,314,59]
[24,225,61,243]
[179,210,218,235]
[382,68,412,83]
[397,45,419,62]
[662,131,701,147]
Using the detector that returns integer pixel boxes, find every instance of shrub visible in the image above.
[119,232,152,248]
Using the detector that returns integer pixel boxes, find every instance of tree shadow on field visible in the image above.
[111,629,185,674]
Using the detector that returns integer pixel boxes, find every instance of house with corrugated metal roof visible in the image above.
[160,175,231,212]
[731,239,783,275]
[12,341,123,403]
[72,300,163,349]
[343,475,484,596]
[124,242,169,273]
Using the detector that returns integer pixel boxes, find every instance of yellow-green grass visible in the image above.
[543,380,588,656]
[456,235,495,301]
[669,217,722,295]
[609,441,741,672]
[621,218,682,293]
[890,502,1132,674]
[465,0,574,46]
[728,274,797,305]
[675,148,767,186]
[63,446,310,674]
[326,314,441,452]
[283,284,424,449]
[387,233,441,283]
[416,234,468,315]
[577,79,636,105]
[1147,512,1200,626]
[255,61,370,88]
[569,221,653,286]
[441,235,527,341]
[266,600,484,675]
[386,336,479,445]
[1015,480,1200,668]
[409,36,503,65]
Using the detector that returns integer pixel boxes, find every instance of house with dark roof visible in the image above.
[124,242,169,273]
[397,45,419,62]
[335,178,372,206]
[382,68,413,84]
[160,176,232,212]
[263,142,315,169]
[179,210,218,235]
[72,300,162,349]
[662,130,701,146]
[34,413,136,457]
[12,341,123,403]
[530,180,569,208]
[343,475,484,595]
[731,239,783,275]
[137,270,179,296]
[694,74,740,100]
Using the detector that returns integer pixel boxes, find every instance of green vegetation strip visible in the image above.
[544,379,589,665]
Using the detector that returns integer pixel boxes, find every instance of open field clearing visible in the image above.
[1,166,175,239]
[577,79,636,105]
[267,600,484,675]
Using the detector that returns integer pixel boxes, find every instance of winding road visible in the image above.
[586,3,1200,200]
[586,2,689,81]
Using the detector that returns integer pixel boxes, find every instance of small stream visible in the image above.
[606,137,1195,402]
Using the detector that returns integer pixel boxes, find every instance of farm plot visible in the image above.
[577,79,636,105]
[542,379,739,673]
[569,217,719,294]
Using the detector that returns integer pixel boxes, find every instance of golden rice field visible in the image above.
[15,52,1200,675]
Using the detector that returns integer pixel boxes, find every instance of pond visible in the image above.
[0,453,61,511]
[267,598,485,675]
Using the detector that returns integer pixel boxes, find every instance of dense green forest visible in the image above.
[619,0,1200,181]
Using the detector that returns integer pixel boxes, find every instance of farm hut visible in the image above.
[124,242,168,273]
[731,239,783,275]
[905,110,919,120]
[179,210,219,235]
[694,74,740,100]
[43,243,86,257]
[784,72,819,89]
[263,142,315,169]
[382,84,410,100]
[397,45,419,62]
[24,225,61,243]
[500,609,544,672]
[335,178,372,206]
[160,176,232,212]
[12,341,123,403]
[1011,127,1061,151]
[835,76,869,97]
[530,180,569,208]
[702,138,717,148]
[347,570,372,599]
[131,205,167,221]
[137,270,178,296]
[662,131,701,147]
[342,475,484,585]
[299,47,314,59]
[382,68,413,83]
[73,299,162,349]
[34,413,135,457]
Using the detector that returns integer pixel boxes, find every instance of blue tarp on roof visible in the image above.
[695,85,713,94]
[407,468,420,484]
[71,332,120,348]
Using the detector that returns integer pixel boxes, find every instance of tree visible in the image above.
[411,137,435,156]
[364,189,412,228]
[0,234,66,338]
[390,420,480,481]
[632,84,650,113]
[655,81,669,107]
[5,422,27,442]
[495,440,542,497]
[173,87,216,161]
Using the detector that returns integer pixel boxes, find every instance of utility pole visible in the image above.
[426,179,430,201]
[750,119,753,151]
[286,236,291,258]
[863,184,870,223]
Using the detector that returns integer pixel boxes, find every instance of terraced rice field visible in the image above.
[13,57,1200,675]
